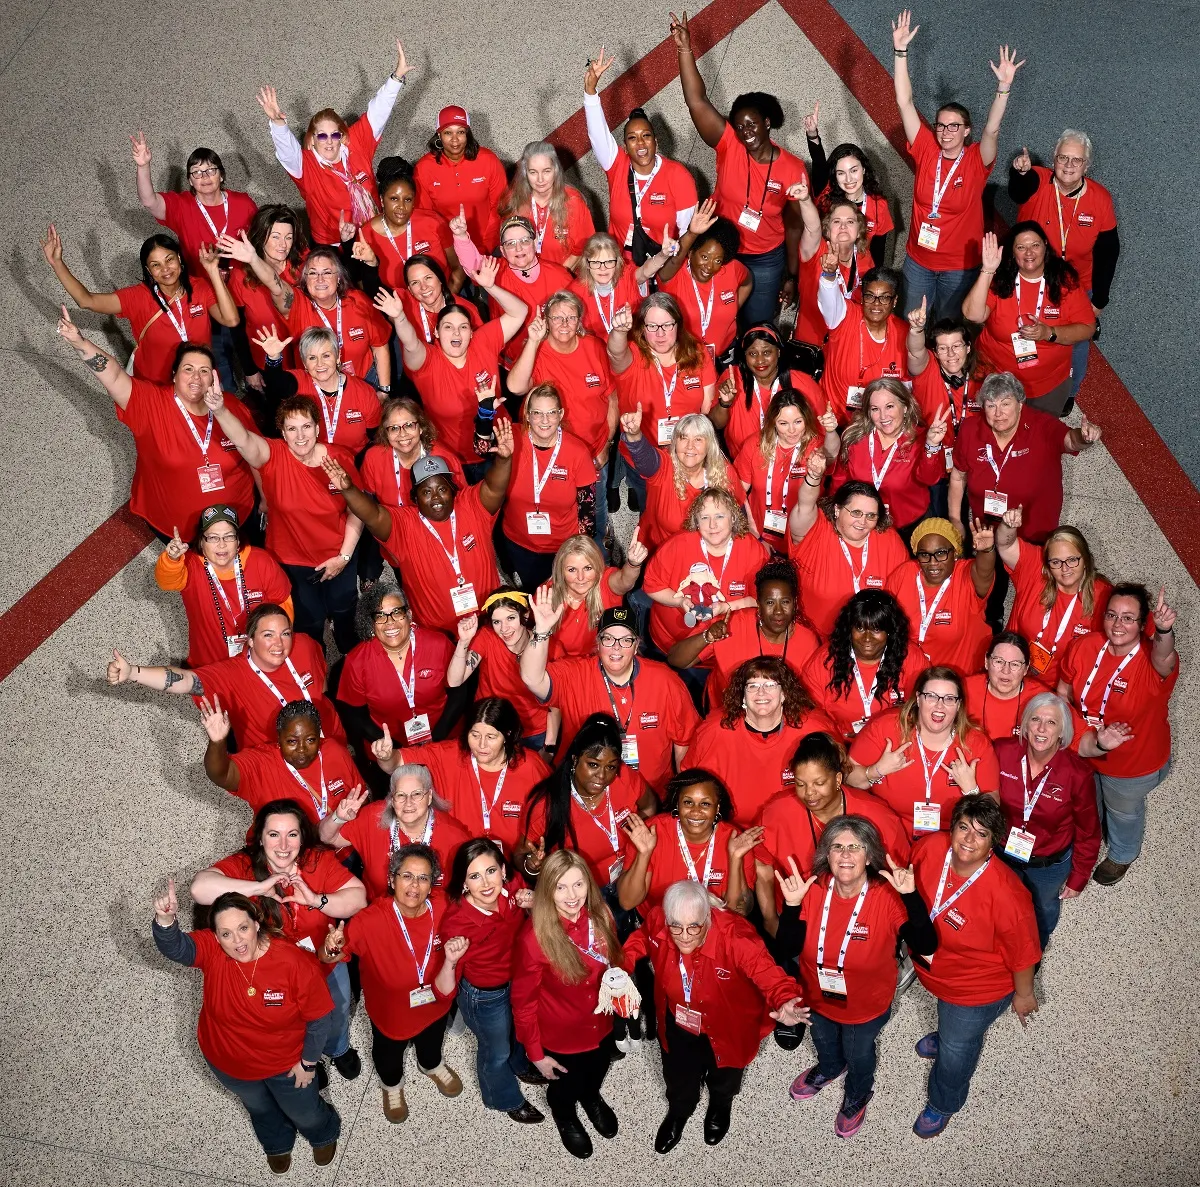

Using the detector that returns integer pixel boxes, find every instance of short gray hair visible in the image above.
[297,326,339,364]
[380,764,449,827]
[1054,129,1094,166]
[1020,692,1074,749]
[662,879,712,929]
[812,815,887,878]
[979,371,1026,407]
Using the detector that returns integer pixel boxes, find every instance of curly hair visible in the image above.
[755,556,799,598]
[759,387,820,465]
[721,655,814,729]
[819,479,893,533]
[690,217,742,266]
[355,580,409,641]
[729,92,785,127]
[823,589,911,705]
[992,220,1080,304]
[682,486,751,537]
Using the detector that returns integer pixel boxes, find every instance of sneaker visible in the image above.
[789,1064,846,1101]
[915,1032,939,1060]
[332,1048,361,1079]
[895,951,917,994]
[446,1010,467,1038]
[913,1104,952,1139]
[381,1084,408,1124]
[421,1062,463,1097]
[835,1092,872,1138]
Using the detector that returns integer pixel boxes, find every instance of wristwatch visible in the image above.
[1048,330,1058,343]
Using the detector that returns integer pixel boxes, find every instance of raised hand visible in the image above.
[770,996,812,1027]
[352,227,378,266]
[490,416,515,458]
[393,38,414,81]
[774,856,817,906]
[532,583,564,633]
[1012,145,1032,174]
[878,852,916,895]
[981,231,1003,273]
[803,100,821,138]
[785,180,810,202]
[688,198,718,237]
[322,920,347,958]
[1001,504,1023,531]
[338,210,356,244]
[622,812,658,855]
[625,526,649,567]
[727,825,764,863]
[253,323,294,362]
[669,10,692,52]
[469,254,500,289]
[334,783,369,824]
[256,85,285,124]
[1079,415,1102,445]
[1095,720,1134,752]
[989,44,1027,88]
[41,223,64,266]
[57,305,84,346]
[217,230,256,264]
[585,47,616,94]
[620,401,644,440]
[969,515,994,553]
[806,449,828,482]
[320,455,351,491]
[526,313,548,344]
[373,286,406,322]
[891,9,919,50]
[1153,586,1177,633]
[526,834,547,874]
[660,225,680,258]
[196,243,222,274]
[130,131,153,167]
[448,204,469,238]
[924,403,951,448]
[512,887,534,910]
[818,400,839,435]
[611,303,633,334]
[203,373,225,415]
[371,722,395,764]
[948,747,980,794]
[819,246,840,276]
[456,614,479,648]
[107,648,133,685]
[476,373,500,409]
[198,695,231,742]
[875,738,912,777]
[443,935,470,965]
[907,294,928,333]
[162,525,187,561]
[153,876,179,923]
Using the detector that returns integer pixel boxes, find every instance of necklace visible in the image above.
[232,939,266,996]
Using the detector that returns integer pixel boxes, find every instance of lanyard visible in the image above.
[285,751,329,819]
[246,652,311,707]
[316,376,346,443]
[630,157,663,219]
[471,755,508,832]
[834,250,860,302]
[393,900,436,984]
[700,539,732,592]
[1015,275,1046,323]
[678,955,696,1004]
[942,376,973,429]
[381,218,413,262]
[392,446,426,506]
[915,734,951,804]
[984,439,1017,485]
[601,669,635,732]
[930,848,990,920]
[852,656,881,718]
[312,148,355,191]
[838,536,870,593]
[204,554,248,638]
[916,573,953,643]
[194,192,230,240]
[756,619,791,664]
[418,303,437,343]
[1053,181,1086,256]
[743,145,776,215]
[390,810,435,855]
[687,263,714,335]
[593,287,615,334]
[419,510,464,583]
[654,358,678,413]
[530,429,564,508]
[929,149,964,217]
[156,288,189,342]
[867,431,900,489]
[571,784,619,850]
[569,915,610,967]
[765,443,802,512]
[1020,755,1051,825]
[1036,594,1079,652]
[816,879,869,971]
[1079,642,1140,723]
[174,397,214,460]
[531,201,550,253]
[675,820,716,888]
[753,376,781,429]
[393,634,417,708]
[858,321,888,380]
[314,297,343,351]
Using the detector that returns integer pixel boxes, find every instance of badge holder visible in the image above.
[621,734,640,766]
[913,802,942,832]
[763,509,787,534]
[917,221,941,250]
[657,417,680,446]
[738,207,762,233]
[450,582,479,615]
[526,511,552,536]
[817,966,848,998]
[674,1004,703,1033]
[198,463,225,493]
[404,714,432,744]
[409,984,437,1007]
[1004,827,1036,862]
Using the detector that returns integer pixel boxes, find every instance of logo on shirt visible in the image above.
[585,373,603,387]
[471,176,488,184]
[714,966,732,979]
[706,870,726,883]
[328,779,345,791]
[348,327,365,341]
[474,370,492,385]
[502,800,521,817]
[945,907,967,929]
[728,581,746,595]
[865,576,884,589]
[1073,624,1090,636]
[720,290,736,303]
[346,410,362,420]
[462,534,478,551]
[952,177,964,189]
[1111,678,1129,693]
[781,768,795,785]
[1078,214,1094,226]
[189,304,205,316]
[418,668,436,679]
[1043,307,1060,319]
[934,610,953,625]
[415,240,432,253]
[639,712,659,730]
[549,466,569,480]
[298,672,314,687]
[246,589,264,601]
[682,374,701,389]
[649,193,667,205]
[766,180,782,192]
[262,989,285,1006]
[850,925,870,940]
[614,807,633,824]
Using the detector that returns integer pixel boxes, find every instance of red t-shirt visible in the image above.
[192,633,344,750]
[489,259,576,368]
[228,262,299,371]
[290,118,383,246]
[519,189,596,267]
[905,126,993,271]
[912,833,1041,1006]
[529,334,615,456]
[545,570,624,660]
[470,627,550,738]
[1060,633,1179,779]
[1016,169,1117,292]
[602,152,697,253]
[289,372,381,454]
[569,271,645,344]
[721,367,825,461]
[229,740,360,828]
[736,437,821,545]
[117,380,257,538]
[379,486,500,634]
[401,290,484,345]
[337,630,455,740]
[819,306,911,424]
[546,656,699,793]
[360,210,454,290]
[615,351,717,438]
[911,366,982,457]
[849,708,1000,838]
[118,276,217,385]
[285,290,390,382]
[501,428,598,554]
[410,318,507,463]
[636,456,740,553]
[802,646,924,741]
[259,440,362,568]
[1004,539,1111,685]
[887,558,991,675]
[835,429,946,528]
[790,514,909,639]
[794,243,872,347]
[442,890,530,988]
[159,189,258,273]
[414,147,508,251]
[696,609,821,711]
[360,444,466,509]
[815,190,895,241]
[659,259,750,358]
[963,672,1088,748]
[979,281,1095,398]
[714,121,807,255]
[951,407,1074,544]
[796,876,910,1024]
[619,814,755,909]
[341,803,470,901]
[189,929,332,1080]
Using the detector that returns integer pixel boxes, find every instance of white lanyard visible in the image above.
[530,429,564,508]
[678,955,696,1004]
[314,297,343,351]
[838,536,870,593]
[654,358,678,413]
[394,634,417,708]
[391,810,435,855]
[174,397,214,460]
[687,263,714,335]
[930,848,990,920]
[1079,642,1140,723]
[571,784,619,850]
[984,440,1016,485]
[929,149,965,217]
[700,539,732,591]
[381,218,413,262]
[316,376,346,443]
[593,288,615,334]
[204,555,247,623]
[915,734,951,804]
[916,574,953,643]
[419,510,464,583]
[765,443,802,511]
[156,288,189,342]
[246,652,311,707]
[418,304,436,343]
[392,446,426,506]
[1020,755,1051,825]
[194,192,229,240]
[1015,274,1046,323]
[852,655,881,718]
[531,201,550,253]
[816,879,869,971]
[754,377,781,429]
[472,756,508,833]
[569,915,610,967]
[868,431,900,489]
[1036,594,1078,651]
[675,820,716,888]
[631,157,663,219]
[393,900,435,984]
[285,751,329,818]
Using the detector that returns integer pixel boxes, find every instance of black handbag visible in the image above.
[626,164,662,266]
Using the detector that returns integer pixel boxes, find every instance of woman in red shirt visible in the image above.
[794,197,869,349]
[811,141,896,265]
[359,397,466,510]
[569,233,669,342]
[320,842,465,1123]
[848,667,1001,838]
[621,880,807,1152]
[152,883,339,1173]
[543,534,645,660]
[396,254,483,346]
[154,504,292,666]
[910,797,1041,1137]
[995,693,1102,947]
[510,849,624,1158]
[803,590,924,740]
[500,140,596,271]
[442,840,543,1123]
[963,227,1095,416]
[777,816,936,1138]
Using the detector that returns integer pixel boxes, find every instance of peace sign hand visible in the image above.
[1153,586,1177,633]
[321,920,347,961]
[924,403,951,448]
[334,783,369,824]
[198,696,231,742]
[774,856,817,906]
[525,835,548,875]
[669,10,691,52]
[819,247,840,276]
[130,131,153,167]
[878,852,916,895]
[153,876,179,924]
[989,44,1027,88]
[585,47,616,94]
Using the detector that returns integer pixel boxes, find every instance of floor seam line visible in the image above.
[0,0,57,80]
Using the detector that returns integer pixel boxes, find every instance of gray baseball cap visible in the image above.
[411,455,453,488]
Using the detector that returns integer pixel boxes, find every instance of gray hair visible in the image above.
[979,371,1026,407]
[356,579,408,640]
[380,763,449,828]
[662,879,713,929]
[1020,692,1074,749]
[300,247,350,299]
[387,841,441,887]
[544,289,585,322]
[812,815,887,879]
[1054,129,1094,167]
[297,326,340,365]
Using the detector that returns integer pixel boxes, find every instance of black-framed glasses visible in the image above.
[863,290,895,304]
[189,166,220,179]
[598,633,637,649]
[374,607,410,623]
[916,547,953,563]
[1047,556,1082,570]
[385,421,420,434]
[588,258,619,268]
[667,923,704,937]
[934,121,964,132]
[919,691,961,707]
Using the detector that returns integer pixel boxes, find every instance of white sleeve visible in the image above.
[366,76,403,139]
[269,122,304,180]
[674,205,697,235]
[583,92,619,172]
[817,273,847,330]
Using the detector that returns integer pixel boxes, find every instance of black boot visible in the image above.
[581,1095,618,1139]
[655,1112,689,1154]
[553,1108,593,1159]
[703,1098,732,1145]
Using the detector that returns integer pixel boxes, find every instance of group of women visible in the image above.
[62,6,1174,1174]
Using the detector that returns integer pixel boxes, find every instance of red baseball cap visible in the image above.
[437,105,471,133]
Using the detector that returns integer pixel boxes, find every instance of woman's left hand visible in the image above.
[287,873,322,907]
[774,856,817,906]
[490,416,515,458]
[622,812,658,855]
[469,254,500,290]
[949,747,980,794]
[1011,990,1039,1028]
[443,936,470,965]
[770,997,811,1027]
[727,825,763,863]
[802,100,820,137]
[1152,585,1177,633]
[625,526,649,567]
[315,554,348,582]
[153,876,179,924]
[785,180,810,202]
[1095,721,1134,752]
[197,243,223,272]
[203,375,226,414]
[924,403,951,448]
[878,853,917,895]
[393,38,414,80]
[969,515,994,554]
[513,888,534,910]
[1058,885,1081,901]
[989,44,1027,88]
[321,455,351,491]
[288,1061,316,1089]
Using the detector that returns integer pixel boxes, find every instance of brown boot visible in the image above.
[421,1062,463,1097]
[267,1152,292,1175]
[382,1083,408,1123]
[312,1140,337,1166]
[1092,858,1131,886]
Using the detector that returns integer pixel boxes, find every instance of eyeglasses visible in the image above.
[588,258,619,268]
[841,508,879,522]
[547,314,578,326]
[919,691,961,707]
[598,633,637,649]
[1104,611,1141,626]
[988,657,1028,672]
[1055,153,1087,167]
[745,680,781,693]
[643,321,677,333]
[374,607,410,623]
[392,790,432,803]
[308,269,337,282]
[529,408,562,420]
[667,922,704,936]
[386,421,420,434]
[502,236,534,249]
[1047,555,1083,570]
[202,532,237,545]
[863,291,895,304]
[916,547,953,563]
[189,166,220,179]
[934,121,964,132]
[395,870,432,884]
[829,843,865,855]
[315,131,343,142]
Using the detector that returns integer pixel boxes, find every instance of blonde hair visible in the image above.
[531,850,622,983]
[670,413,730,499]
[898,666,972,747]
[822,200,869,256]
[759,389,820,466]
[501,141,571,245]
[576,233,629,291]
[682,487,750,537]
[521,382,563,429]
[1039,526,1101,617]
[840,378,922,456]
[550,536,607,630]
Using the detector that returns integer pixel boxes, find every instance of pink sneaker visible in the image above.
[789,1063,845,1101]
[835,1092,872,1138]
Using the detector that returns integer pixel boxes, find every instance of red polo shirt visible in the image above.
[337,630,454,741]
[443,890,530,988]
[835,430,946,527]
[414,147,508,251]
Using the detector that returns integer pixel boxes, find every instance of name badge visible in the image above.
[1085,713,1102,728]
[198,463,225,493]
[913,802,942,832]
[226,634,247,658]
[846,386,864,409]
[340,360,356,376]
[607,856,624,884]
[450,582,479,614]
[526,511,552,536]
[621,734,640,766]
[1028,640,1053,674]
[624,225,634,247]
[404,713,432,744]
[409,984,437,1008]
[674,1004,703,1033]
[944,449,954,472]
[737,207,762,232]
[657,416,680,446]
[1011,332,1039,365]
[851,717,868,735]
[1004,826,1036,862]
[763,509,787,534]
[917,221,941,250]
[817,966,848,998]
[983,489,1009,516]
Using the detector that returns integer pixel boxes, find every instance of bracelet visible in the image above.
[390,73,407,86]
[301,1059,318,1070]
[1095,736,1111,753]
[339,553,351,563]
[976,545,994,553]
[718,397,736,408]
[894,49,907,56]
[522,856,540,876]
[1155,626,1174,635]
[996,88,1011,95]
[804,477,822,487]
[1048,330,1058,344]
[531,630,552,644]
[377,384,392,394]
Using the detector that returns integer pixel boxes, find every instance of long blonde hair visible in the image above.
[759,389,820,465]
[840,378,922,456]
[531,850,622,983]
[550,535,607,630]
[501,141,571,245]
[1039,526,1101,617]
[670,413,730,499]
[898,666,973,746]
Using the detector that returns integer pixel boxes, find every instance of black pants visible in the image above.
[282,560,359,656]
[661,1013,745,1117]
[370,1013,449,1087]
[494,527,557,592]
[544,1036,614,1122]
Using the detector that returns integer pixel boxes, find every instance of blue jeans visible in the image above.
[457,979,529,1111]
[211,322,239,393]
[737,243,788,330]
[207,1061,340,1156]
[282,558,359,656]
[901,256,979,322]
[1070,289,1094,396]
[324,961,352,1060]
[1001,847,1071,949]
[927,993,1012,1115]
[810,1007,891,1105]
[1098,759,1172,865]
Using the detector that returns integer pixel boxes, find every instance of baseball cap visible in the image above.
[198,504,239,534]
[597,607,637,636]
[411,455,453,488]
[437,105,470,133]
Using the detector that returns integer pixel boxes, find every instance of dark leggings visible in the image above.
[370,1012,450,1086]
[544,1036,615,1122]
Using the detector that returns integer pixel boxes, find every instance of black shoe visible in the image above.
[516,1066,549,1086]
[315,1061,329,1091]
[508,1101,545,1124]
[655,1112,688,1154]
[607,487,621,512]
[627,488,641,512]
[554,1113,593,1158]
[773,1022,802,1051]
[626,1013,642,1040]
[581,1096,618,1138]
[703,1100,732,1145]
[332,1048,361,1080]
